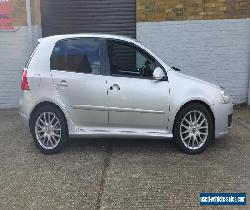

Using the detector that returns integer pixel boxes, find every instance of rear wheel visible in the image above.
[173,103,213,154]
[30,105,68,154]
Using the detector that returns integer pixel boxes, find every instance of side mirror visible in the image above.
[153,67,165,80]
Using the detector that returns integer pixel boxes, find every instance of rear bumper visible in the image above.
[214,102,233,138]
[19,111,29,128]
[18,91,34,129]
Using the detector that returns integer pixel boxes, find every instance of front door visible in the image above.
[51,38,108,129]
[105,40,170,133]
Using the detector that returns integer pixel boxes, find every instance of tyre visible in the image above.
[30,105,68,154]
[173,103,213,154]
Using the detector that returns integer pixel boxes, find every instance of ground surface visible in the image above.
[0,108,249,210]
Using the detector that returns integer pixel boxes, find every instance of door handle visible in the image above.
[57,80,68,87]
[109,84,120,91]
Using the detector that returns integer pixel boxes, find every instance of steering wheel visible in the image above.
[138,67,145,77]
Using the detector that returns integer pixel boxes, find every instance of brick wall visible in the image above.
[1,0,250,107]
[12,0,26,25]
[31,0,41,25]
[0,0,41,108]
[137,19,250,104]
[137,0,250,22]
[137,0,250,104]
[12,0,41,25]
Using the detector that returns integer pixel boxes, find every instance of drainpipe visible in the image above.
[25,0,32,52]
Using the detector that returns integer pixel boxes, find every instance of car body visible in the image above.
[19,33,233,154]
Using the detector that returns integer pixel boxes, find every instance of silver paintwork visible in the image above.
[153,67,165,80]
[18,33,233,140]
[72,105,165,114]
[180,110,208,150]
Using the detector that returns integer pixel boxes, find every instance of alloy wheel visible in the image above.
[180,110,208,150]
[35,112,62,150]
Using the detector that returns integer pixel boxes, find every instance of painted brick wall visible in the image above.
[0,0,41,108]
[137,18,250,104]
[137,0,250,104]
[0,27,29,108]
[0,26,41,108]
[137,0,250,22]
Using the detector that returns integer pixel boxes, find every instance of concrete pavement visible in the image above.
[0,108,249,209]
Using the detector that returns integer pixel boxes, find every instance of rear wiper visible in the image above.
[171,66,181,71]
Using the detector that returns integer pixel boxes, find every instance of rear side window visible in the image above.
[51,38,101,74]
[25,42,40,68]
[50,40,67,71]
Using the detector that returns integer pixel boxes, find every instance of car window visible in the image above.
[51,38,101,74]
[107,40,156,78]
[67,39,100,74]
[51,40,67,71]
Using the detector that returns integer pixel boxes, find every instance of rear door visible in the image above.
[51,38,109,129]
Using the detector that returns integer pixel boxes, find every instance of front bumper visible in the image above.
[214,102,233,138]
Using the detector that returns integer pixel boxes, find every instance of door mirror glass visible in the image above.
[153,67,165,80]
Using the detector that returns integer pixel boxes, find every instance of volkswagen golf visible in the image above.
[19,34,233,154]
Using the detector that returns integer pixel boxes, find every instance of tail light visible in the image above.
[21,68,29,90]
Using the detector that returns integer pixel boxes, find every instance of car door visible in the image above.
[105,39,170,134]
[51,38,109,129]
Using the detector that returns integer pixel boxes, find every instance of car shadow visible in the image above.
[65,135,231,155]
[66,137,178,154]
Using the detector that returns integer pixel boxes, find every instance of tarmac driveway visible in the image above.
[0,107,249,209]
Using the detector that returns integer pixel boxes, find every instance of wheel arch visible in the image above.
[29,101,68,132]
[172,100,215,136]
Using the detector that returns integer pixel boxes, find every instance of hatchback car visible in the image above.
[19,34,233,154]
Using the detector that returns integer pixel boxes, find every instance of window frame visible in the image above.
[104,38,165,80]
[50,37,107,76]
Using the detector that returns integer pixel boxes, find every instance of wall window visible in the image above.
[107,40,156,78]
[51,38,101,74]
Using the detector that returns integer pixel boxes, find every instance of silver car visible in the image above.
[19,34,233,154]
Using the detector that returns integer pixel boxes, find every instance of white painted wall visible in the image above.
[137,19,250,104]
[0,25,41,108]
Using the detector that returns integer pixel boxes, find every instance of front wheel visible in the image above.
[30,105,68,154]
[173,103,213,154]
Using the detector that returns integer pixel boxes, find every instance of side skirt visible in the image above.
[69,128,173,139]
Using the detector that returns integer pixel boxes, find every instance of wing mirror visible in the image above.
[153,67,165,80]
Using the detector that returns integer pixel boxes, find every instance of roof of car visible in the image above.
[39,33,136,43]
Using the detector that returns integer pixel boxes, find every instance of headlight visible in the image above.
[220,87,230,104]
